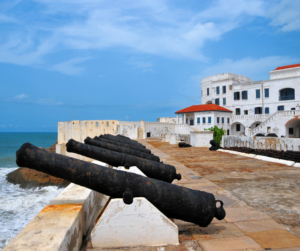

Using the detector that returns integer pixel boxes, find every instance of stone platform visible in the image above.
[83,138,300,251]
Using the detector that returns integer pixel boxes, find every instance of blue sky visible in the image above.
[0,0,299,132]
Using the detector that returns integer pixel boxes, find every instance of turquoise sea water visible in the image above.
[0,133,64,250]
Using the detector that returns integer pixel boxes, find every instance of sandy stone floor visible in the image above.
[146,140,300,239]
[84,138,300,251]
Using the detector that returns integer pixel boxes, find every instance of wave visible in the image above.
[0,168,64,250]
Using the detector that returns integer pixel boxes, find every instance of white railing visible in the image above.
[250,110,300,136]
[231,114,271,122]
[223,135,300,151]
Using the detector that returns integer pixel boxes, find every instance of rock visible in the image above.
[6,141,70,189]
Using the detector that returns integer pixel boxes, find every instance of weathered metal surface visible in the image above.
[16,143,226,227]
[94,136,152,154]
[84,137,160,162]
[209,140,221,151]
[178,142,191,148]
[66,139,181,183]
[116,134,131,140]
[100,134,145,148]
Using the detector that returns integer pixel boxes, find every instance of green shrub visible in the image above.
[204,126,226,145]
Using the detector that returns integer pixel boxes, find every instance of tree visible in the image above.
[204,126,226,145]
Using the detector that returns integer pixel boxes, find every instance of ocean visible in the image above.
[0,133,64,250]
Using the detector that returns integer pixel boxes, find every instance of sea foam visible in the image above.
[0,167,64,250]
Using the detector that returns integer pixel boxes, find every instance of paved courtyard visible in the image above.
[85,138,300,251]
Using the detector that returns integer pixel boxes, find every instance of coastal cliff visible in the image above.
[6,142,70,189]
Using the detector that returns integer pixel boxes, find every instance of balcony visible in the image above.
[231,114,271,122]
[279,95,295,101]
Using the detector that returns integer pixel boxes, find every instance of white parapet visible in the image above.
[190,131,214,147]
[90,197,179,249]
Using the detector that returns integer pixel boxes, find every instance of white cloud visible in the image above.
[14,94,29,99]
[0,14,17,23]
[267,0,300,32]
[194,56,300,81]
[51,57,90,75]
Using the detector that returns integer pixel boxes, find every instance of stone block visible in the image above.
[169,133,177,144]
[91,198,179,248]
[234,220,285,233]
[198,236,263,251]
[245,229,300,249]
[225,208,272,223]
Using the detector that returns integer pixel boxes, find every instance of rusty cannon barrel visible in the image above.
[16,143,226,227]
[94,136,152,155]
[100,134,145,148]
[66,139,181,183]
[84,137,160,162]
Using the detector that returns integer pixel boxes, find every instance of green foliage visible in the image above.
[204,126,226,145]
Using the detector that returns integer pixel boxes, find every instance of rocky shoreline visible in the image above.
[6,142,70,189]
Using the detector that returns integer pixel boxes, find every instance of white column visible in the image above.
[177,114,179,124]
[183,114,186,124]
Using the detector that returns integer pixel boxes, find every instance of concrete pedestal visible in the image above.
[90,198,179,248]
[190,131,214,147]
[165,134,170,142]
[169,133,176,145]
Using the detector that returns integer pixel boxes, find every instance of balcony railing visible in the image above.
[279,95,295,101]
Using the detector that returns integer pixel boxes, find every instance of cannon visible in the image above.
[16,143,225,227]
[209,140,222,151]
[178,142,191,148]
[94,136,152,154]
[116,134,131,140]
[67,139,181,183]
[100,134,145,148]
[84,137,160,162]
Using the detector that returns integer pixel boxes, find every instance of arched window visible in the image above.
[279,88,295,101]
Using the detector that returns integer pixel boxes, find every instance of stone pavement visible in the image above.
[85,138,300,251]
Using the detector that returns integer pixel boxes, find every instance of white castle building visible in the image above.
[173,63,300,138]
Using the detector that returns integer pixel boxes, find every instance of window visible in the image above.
[190,119,194,126]
[215,98,220,105]
[279,88,295,101]
[227,118,230,124]
[236,124,241,131]
[217,117,220,123]
[216,86,220,94]
[265,107,269,114]
[186,119,188,124]
[234,92,240,100]
[256,89,260,98]
[255,107,262,114]
[227,129,230,135]
[223,86,226,94]
[202,117,206,123]
[207,88,209,96]
[244,110,248,115]
[236,108,240,115]
[289,128,294,134]
[278,105,284,111]
[197,118,200,124]
[267,127,271,133]
[291,108,295,110]
[223,98,226,105]
[222,117,224,124]
[242,90,248,100]
[208,117,211,123]
[265,88,269,98]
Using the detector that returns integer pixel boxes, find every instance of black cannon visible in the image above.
[100,134,145,148]
[66,139,181,183]
[209,140,222,151]
[16,143,225,227]
[116,134,131,140]
[178,142,191,148]
[94,136,152,154]
[84,137,160,162]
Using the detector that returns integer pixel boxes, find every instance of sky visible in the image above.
[0,0,300,132]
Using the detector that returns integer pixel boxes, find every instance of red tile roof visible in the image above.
[274,63,300,71]
[175,104,232,114]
